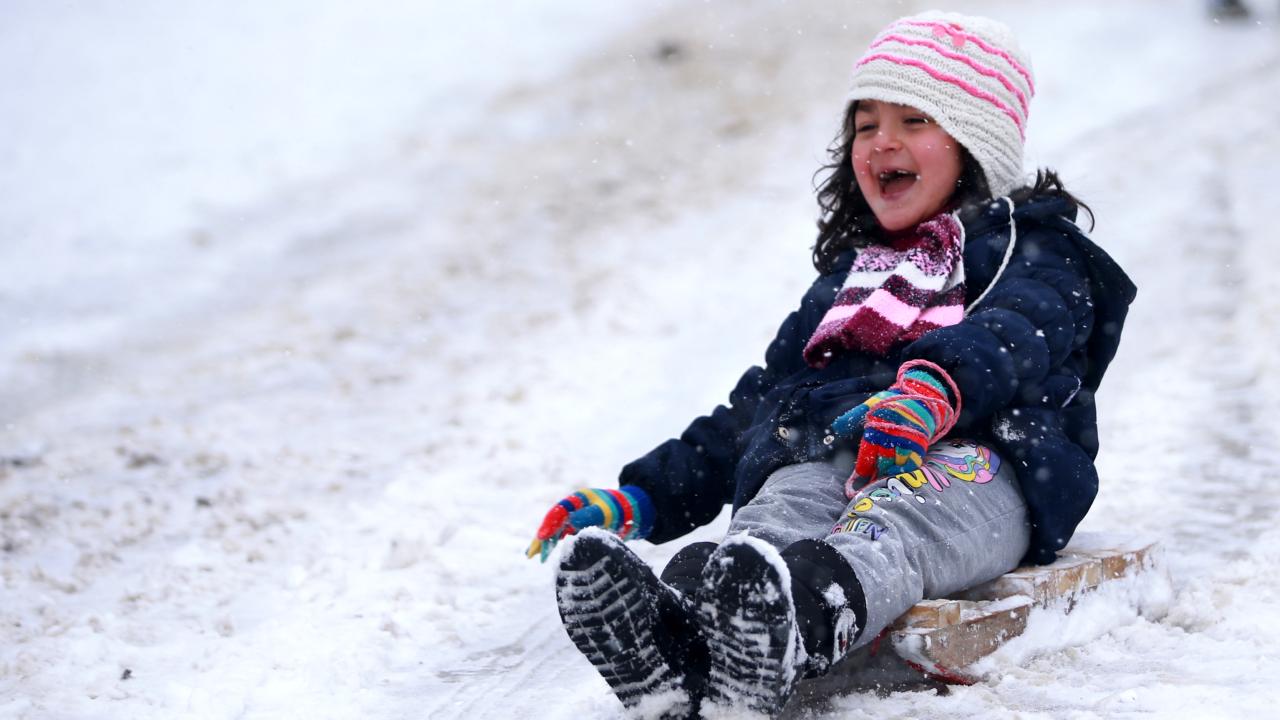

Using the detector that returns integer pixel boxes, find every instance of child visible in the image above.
[528,11,1136,719]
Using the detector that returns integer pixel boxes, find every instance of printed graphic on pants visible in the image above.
[831,440,1002,537]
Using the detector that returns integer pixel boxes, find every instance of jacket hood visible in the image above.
[964,193,1138,392]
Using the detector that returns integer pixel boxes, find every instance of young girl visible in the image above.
[528,11,1136,718]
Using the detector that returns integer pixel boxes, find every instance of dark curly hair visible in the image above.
[811,102,1093,275]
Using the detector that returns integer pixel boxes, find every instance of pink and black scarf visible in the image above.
[803,212,966,367]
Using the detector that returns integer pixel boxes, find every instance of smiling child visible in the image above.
[528,11,1137,719]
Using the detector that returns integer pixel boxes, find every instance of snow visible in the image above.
[822,583,847,608]
[3,0,1279,718]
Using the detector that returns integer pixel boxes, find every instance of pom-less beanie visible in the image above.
[847,11,1035,197]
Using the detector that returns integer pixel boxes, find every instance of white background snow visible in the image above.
[2,0,1278,717]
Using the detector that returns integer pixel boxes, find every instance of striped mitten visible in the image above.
[526,486,656,563]
[833,360,962,494]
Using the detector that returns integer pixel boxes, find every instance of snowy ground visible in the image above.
[2,0,1279,718]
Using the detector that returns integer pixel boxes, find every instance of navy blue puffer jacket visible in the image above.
[620,193,1137,564]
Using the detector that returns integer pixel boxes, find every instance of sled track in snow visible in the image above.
[423,623,571,719]
[1078,52,1280,556]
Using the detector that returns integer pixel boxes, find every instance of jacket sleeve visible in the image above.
[900,223,1095,426]
[619,276,833,543]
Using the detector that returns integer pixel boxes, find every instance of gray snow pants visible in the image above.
[727,438,1031,649]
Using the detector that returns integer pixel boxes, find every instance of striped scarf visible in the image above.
[804,212,965,367]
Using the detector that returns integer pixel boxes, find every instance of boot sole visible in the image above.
[556,530,691,716]
[698,535,799,718]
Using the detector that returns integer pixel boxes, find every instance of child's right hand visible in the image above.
[526,486,655,563]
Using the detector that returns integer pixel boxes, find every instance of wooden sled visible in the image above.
[783,532,1167,707]
[791,533,1161,702]
[887,532,1160,684]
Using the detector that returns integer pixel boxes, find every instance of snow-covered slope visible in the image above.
[2,1,1278,718]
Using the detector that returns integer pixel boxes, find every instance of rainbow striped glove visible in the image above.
[829,360,962,494]
[526,485,656,563]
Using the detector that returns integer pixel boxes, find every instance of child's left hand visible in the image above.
[830,360,962,490]
[526,486,655,563]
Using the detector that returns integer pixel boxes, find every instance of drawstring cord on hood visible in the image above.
[965,196,1017,313]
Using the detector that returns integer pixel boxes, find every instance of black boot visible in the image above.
[556,530,709,718]
[697,536,865,718]
[659,540,718,598]
[697,535,802,717]
[658,540,718,703]
[782,539,867,678]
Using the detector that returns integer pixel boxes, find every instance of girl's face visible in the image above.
[851,100,964,232]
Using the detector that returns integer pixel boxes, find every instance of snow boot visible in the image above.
[696,535,802,718]
[782,538,867,679]
[697,535,865,718]
[659,540,718,600]
[555,529,709,718]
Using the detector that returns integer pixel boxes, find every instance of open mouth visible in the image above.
[878,169,918,197]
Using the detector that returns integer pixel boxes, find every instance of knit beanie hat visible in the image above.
[847,11,1035,197]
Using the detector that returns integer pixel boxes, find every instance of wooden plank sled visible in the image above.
[886,533,1160,684]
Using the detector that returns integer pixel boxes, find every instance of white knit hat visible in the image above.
[847,11,1035,196]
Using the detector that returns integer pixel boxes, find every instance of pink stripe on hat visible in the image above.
[856,52,1026,137]
[870,34,1030,116]
[847,11,1035,195]
[894,19,1036,95]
